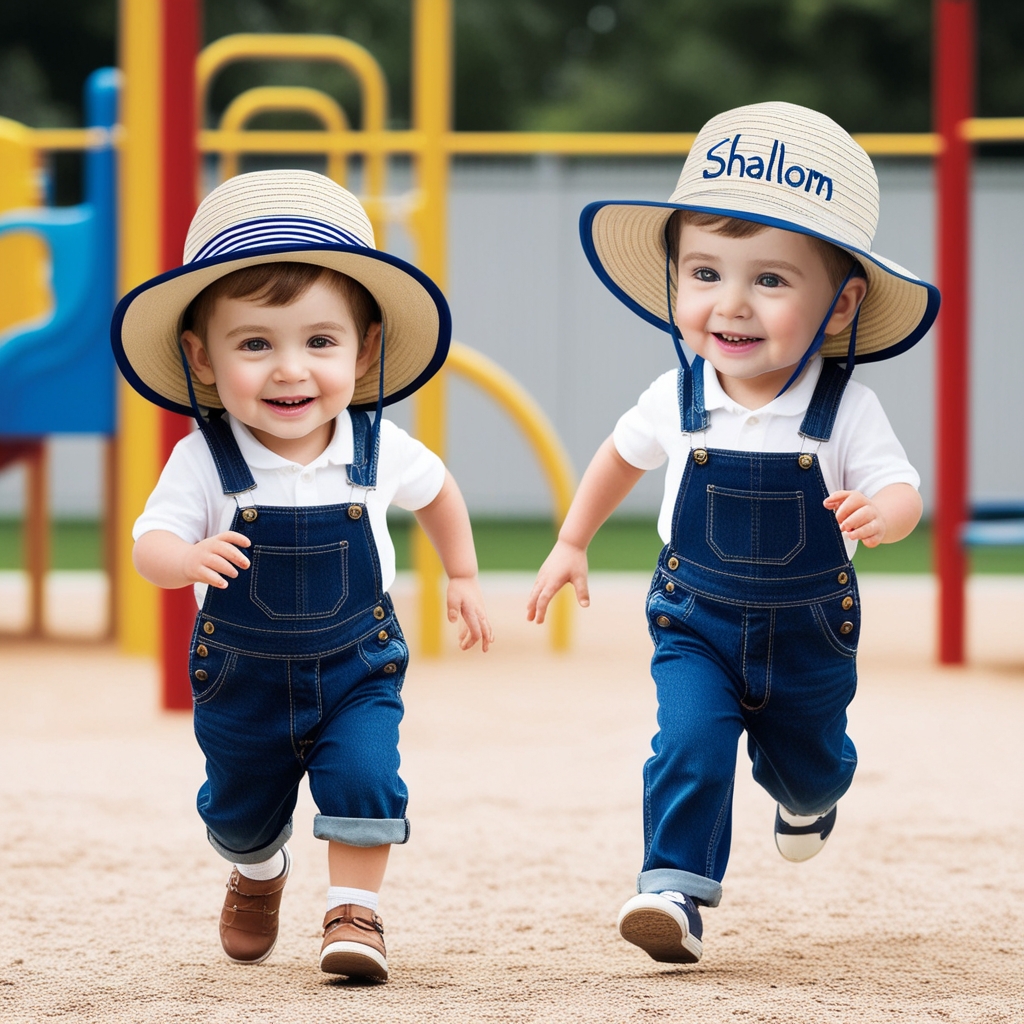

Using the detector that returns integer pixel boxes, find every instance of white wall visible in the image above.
[2,156,1021,518]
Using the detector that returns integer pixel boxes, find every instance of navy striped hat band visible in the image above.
[191,216,369,262]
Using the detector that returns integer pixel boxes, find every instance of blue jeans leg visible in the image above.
[641,610,745,907]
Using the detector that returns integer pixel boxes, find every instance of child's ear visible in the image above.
[824,277,868,337]
[355,321,382,379]
[180,330,216,386]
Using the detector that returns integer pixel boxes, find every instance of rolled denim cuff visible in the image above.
[313,814,410,847]
[207,818,293,865]
[638,868,723,908]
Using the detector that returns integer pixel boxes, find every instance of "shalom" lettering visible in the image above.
[702,135,833,201]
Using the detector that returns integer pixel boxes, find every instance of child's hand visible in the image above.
[447,575,494,652]
[824,490,887,547]
[181,531,252,588]
[527,539,589,624]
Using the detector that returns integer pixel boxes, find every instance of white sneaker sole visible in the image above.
[617,895,703,964]
[319,940,389,981]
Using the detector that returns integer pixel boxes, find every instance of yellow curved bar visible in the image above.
[197,34,388,241]
[446,341,578,652]
[219,86,350,184]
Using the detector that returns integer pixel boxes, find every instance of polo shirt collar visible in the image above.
[227,412,354,471]
[701,356,824,418]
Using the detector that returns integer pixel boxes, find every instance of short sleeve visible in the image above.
[132,438,216,544]
[381,420,447,512]
[837,384,920,497]
[612,370,677,471]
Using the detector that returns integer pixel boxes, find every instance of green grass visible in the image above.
[2,516,1023,574]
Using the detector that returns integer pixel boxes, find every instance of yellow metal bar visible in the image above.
[116,0,161,655]
[448,132,698,155]
[199,128,423,154]
[197,128,946,159]
[962,117,1024,142]
[218,86,350,184]
[197,34,388,241]
[446,342,577,651]
[27,127,115,151]
[410,0,452,656]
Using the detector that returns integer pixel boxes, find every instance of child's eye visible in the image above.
[757,273,785,288]
[241,338,269,351]
[308,335,335,349]
[693,267,719,283]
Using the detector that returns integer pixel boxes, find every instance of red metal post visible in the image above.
[933,0,974,665]
[159,0,202,709]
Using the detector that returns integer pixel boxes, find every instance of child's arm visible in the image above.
[824,482,923,548]
[527,435,646,624]
[414,471,494,652]
[133,529,252,590]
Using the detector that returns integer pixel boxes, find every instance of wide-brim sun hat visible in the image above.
[112,169,451,414]
[580,101,939,362]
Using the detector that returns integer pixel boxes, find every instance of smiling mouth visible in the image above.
[714,332,764,346]
[264,397,315,409]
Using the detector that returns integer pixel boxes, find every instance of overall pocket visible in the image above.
[189,645,236,705]
[706,485,806,565]
[810,597,860,658]
[250,542,349,620]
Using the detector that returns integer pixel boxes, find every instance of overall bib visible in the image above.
[187,410,411,864]
[640,357,860,907]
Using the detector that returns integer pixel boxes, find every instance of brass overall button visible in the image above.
[348,505,363,520]
[196,644,208,658]
[798,453,814,470]
[203,621,215,635]
[378,630,389,642]
[241,508,258,523]
[667,556,680,571]
[837,571,849,585]
[194,669,208,682]
[842,596,854,610]
[373,606,386,620]
[656,615,671,628]
[692,448,708,465]
[665,582,675,593]
[840,621,854,635]
[383,663,397,674]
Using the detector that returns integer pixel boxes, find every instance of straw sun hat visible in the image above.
[112,169,450,415]
[581,101,939,362]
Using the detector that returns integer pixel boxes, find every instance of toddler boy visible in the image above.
[528,103,937,963]
[114,169,492,981]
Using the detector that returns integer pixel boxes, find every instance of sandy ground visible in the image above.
[1,572,1023,1023]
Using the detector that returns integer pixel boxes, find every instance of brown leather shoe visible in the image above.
[319,904,388,981]
[219,848,290,964]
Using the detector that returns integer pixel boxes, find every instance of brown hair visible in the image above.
[666,210,861,291]
[183,262,382,345]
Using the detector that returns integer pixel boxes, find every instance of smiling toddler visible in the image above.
[115,170,492,982]
[528,103,938,964]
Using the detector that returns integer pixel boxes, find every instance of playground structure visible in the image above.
[0,0,1021,702]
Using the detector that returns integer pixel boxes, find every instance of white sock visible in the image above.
[327,886,379,913]
[235,847,286,881]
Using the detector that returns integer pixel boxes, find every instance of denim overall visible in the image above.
[187,410,411,864]
[639,357,860,907]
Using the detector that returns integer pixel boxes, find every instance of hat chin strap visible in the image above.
[664,246,861,402]
[177,320,386,477]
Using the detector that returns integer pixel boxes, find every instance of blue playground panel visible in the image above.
[0,68,119,437]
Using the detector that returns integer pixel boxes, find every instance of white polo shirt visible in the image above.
[133,412,446,606]
[613,357,920,558]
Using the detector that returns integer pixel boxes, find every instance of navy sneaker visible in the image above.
[774,803,837,862]
[617,890,703,964]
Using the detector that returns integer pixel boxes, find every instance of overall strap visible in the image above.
[798,359,852,442]
[676,355,711,433]
[200,411,257,496]
[346,409,379,489]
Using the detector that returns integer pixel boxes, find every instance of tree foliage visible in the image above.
[1,1,1024,133]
